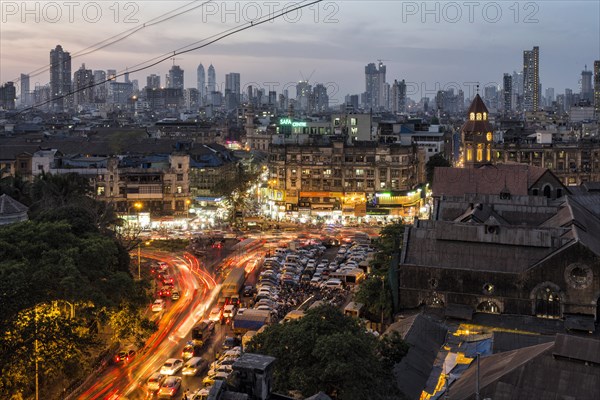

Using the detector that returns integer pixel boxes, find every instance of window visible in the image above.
[176,186,183,194]
[476,113,482,120]
[470,112,475,120]
[350,118,357,126]
[483,112,487,120]
[535,287,561,318]
[177,174,183,181]
[486,146,491,161]
[467,148,473,161]
[380,182,386,189]
[97,186,105,196]
[324,169,332,176]
[178,163,182,169]
[355,169,364,176]
[302,169,311,175]
[476,144,483,162]
[477,301,499,314]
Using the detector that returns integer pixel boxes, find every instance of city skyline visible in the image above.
[1,1,599,103]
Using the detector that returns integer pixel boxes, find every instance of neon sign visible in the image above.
[280,118,307,127]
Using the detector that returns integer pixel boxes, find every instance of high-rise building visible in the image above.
[73,64,94,107]
[581,65,593,103]
[107,69,117,81]
[225,72,241,110]
[594,60,600,116]
[313,83,329,112]
[168,65,184,90]
[512,70,523,96]
[296,80,312,112]
[146,74,161,89]
[20,74,30,106]
[124,72,130,83]
[364,62,386,110]
[503,73,512,112]
[0,82,17,110]
[197,64,205,104]
[207,64,216,105]
[93,70,107,102]
[391,79,407,114]
[523,46,540,112]
[545,87,555,106]
[49,45,72,111]
[565,88,573,110]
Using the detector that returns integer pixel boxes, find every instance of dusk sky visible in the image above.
[1,0,599,103]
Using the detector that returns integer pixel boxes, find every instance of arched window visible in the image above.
[486,145,491,161]
[467,148,473,161]
[470,112,475,121]
[476,144,483,162]
[535,287,561,318]
[477,301,500,314]
[476,113,482,120]
[483,112,487,120]
[543,185,552,198]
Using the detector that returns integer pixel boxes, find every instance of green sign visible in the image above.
[280,118,307,128]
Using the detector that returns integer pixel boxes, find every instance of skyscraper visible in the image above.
[73,63,94,106]
[523,46,540,112]
[594,61,600,116]
[391,79,407,114]
[581,65,593,103]
[168,65,184,89]
[207,64,216,105]
[0,82,17,110]
[93,70,107,102]
[364,62,386,110]
[296,80,312,112]
[20,73,30,107]
[503,73,512,112]
[313,83,329,112]
[197,64,206,104]
[49,45,71,111]
[225,72,241,110]
[545,87,555,106]
[146,74,161,89]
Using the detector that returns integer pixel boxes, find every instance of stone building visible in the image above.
[398,164,600,330]
[267,136,423,220]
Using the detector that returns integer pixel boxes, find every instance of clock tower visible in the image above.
[461,92,493,167]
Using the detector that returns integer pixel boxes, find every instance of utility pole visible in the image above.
[35,305,39,400]
[137,241,141,280]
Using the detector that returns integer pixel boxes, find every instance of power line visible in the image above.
[18,0,323,114]
[9,0,214,84]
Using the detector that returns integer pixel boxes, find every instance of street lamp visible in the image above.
[186,199,191,221]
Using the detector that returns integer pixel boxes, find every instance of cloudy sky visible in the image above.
[1,0,599,103]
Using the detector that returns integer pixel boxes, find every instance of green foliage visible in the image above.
[425,153,451,184]
[377,331,410,369]
[146,238,189,252]
[213,164,260,226]
[247,305,401,399]
[0,172,153,399]
[354,274,393,321]
[371,223,404,270]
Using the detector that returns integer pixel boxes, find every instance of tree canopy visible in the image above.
[0,173,155,399]
[247,305,403,400]
[425,153,451,183]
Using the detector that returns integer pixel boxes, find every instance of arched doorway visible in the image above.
[477,300,500,314]
[535,287,561,318]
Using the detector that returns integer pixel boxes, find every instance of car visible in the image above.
[192,388,210,400]
[158,376,182,398]
[158,286,172,298]
[171,290,180,301]
[160,358,184,375]
[161,274,175,285]
[222,336,241,350]
[322,278,344,289]
[113,349,136,364]
[310,277,321,286]
[243,285,255,297]
[182,357,208,376]
[182,342,203,360]
[147,372,166,392]
[152,299,166,312]
[223,304,237,318]
[208,306,223,322]
[202,371,229,387]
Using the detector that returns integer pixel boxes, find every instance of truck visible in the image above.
[232,309,271,335]
[220,267,246,304]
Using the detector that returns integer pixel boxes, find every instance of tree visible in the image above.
[213,163,260,226]
[425,153,451,184]
[354,274,393,322]
[247,305,401,399]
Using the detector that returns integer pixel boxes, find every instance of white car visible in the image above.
[152,299,166,312]
[158,376,182,398]
[223,304,237,318]
[160,358,184,375]
[146,372,166,392]
[208,306,222,322]
[322,278,344,289]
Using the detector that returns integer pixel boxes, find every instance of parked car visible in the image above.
[160,358,184,375]
[182,357,208,376]
[113,349,136,364]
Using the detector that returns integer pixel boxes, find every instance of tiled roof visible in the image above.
[432,164,550,197]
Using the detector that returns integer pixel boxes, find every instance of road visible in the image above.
[74,238,266,400]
